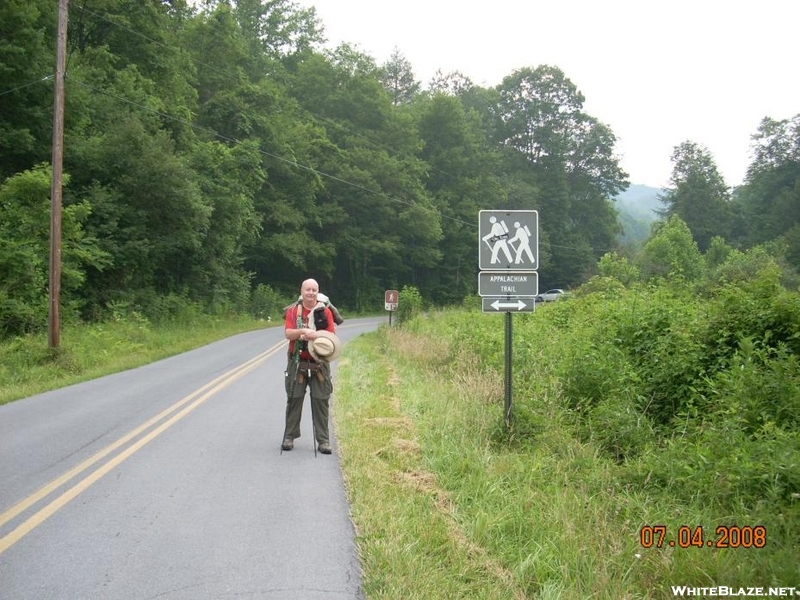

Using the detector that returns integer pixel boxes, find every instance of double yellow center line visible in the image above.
[0,340,286,554]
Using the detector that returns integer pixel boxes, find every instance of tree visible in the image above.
[493,65,627,287]
[69,0,198,148]
[76,118,212,306]
[636,215,704,282]
[0,1,647,332]
[0,0,57,179]
[186,139,264,308]
[428,69,474,97]
[231,0,322,60]
[380,48,420,106]
[495,65,585,162]
[735,116,800,262]
[748,115,800,174]
[413,92,503,302]
[784,224,800,271]
[597,251,640,286]
[287,45,440,308]
[0,165,109,334]
[660,141,731,252]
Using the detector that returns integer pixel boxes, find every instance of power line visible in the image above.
[0,75,54,98]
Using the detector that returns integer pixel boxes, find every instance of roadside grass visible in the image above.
[334,312,799,599]
[335,328,528,599]
[336,325,640,599]
[0,314,268,405]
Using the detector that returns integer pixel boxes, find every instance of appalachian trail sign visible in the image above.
[477,209,540,427]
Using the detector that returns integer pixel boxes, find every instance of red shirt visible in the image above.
[285,303,335,361]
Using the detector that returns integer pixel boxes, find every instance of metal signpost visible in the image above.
[385,289,398,326]
[478,210,539,427]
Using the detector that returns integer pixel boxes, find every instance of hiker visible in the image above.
[281,278,341,454]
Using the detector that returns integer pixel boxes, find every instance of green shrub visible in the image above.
[701,271,800,371]
[396,285,424,325]
[596,251,640,285]
[711,338,800,432]
[143,292,204,324]
[371,282,800,588]
[576,275,628,299]
[600,287,706,427]
[249,283,288,320]
[560,339,629,413]
[584,393,655,462]
[634,418,800,510]
[0,292,46,336]
[702,245,782,290]
[636,215,704,282]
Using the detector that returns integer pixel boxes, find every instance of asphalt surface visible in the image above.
[0,317,383,600]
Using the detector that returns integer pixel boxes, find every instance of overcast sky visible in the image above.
[299,0,798,189]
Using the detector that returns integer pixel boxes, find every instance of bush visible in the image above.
[636,215,704,282]
[584,394,655,462]
[575,275,627,299]
[560,338,630,413]
[701,271,800,370]
[143,293,204,325]
[711,338,800,432]
[634,418,800,510]
[396,285,424,325]
[598,287,706,427]
[702,245,782,290]
[596,251,640,285]
[0,291,46,336]
[249,283,289,321]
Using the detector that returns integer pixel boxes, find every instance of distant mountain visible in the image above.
[615,184,663,220]
[613,184,664,247]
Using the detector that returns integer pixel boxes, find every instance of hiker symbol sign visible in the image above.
[478,210,538,271]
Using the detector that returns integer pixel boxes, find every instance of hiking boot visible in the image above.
[318,442,332,454]
[281,438,294,451]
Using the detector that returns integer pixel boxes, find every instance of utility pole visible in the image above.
[49,0,68,349]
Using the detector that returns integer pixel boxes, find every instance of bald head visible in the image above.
[301,279,319,293]
[300,279,320,308]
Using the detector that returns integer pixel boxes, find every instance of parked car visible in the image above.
[535,288,569,302]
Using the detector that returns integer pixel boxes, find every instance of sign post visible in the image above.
[385,289,398,326]
[478,210,539,428]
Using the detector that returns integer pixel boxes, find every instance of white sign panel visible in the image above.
[478,271,538,297]
[478,210,538,271]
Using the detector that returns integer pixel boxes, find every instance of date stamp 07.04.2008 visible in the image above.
[640,525,767,549]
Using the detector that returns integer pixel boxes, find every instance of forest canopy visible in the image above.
[1,0,798,336]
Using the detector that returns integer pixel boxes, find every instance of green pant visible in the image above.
[283,358,333,444]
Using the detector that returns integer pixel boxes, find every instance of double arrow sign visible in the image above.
[482,297,534,312]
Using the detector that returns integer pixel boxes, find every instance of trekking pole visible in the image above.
[310,379,317,458]
[308,369,317,458]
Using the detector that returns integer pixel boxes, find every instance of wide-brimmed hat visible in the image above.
[309,330,342,362]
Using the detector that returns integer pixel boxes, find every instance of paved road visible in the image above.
[0,317,383,600]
